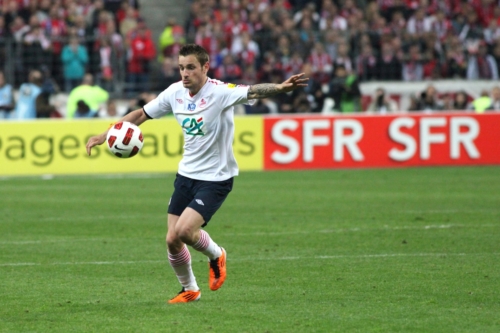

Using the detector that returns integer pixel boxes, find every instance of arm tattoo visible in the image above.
[247,83,282,99]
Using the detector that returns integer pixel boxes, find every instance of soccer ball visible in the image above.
[106,121,144,158]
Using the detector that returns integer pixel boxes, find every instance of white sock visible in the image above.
[192,230,222,260]
[167,245,199,291]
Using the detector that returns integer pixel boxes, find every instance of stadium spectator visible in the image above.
[333,40,353,74]
[66,73,109,118]
[283,51,304,81]
[296,62,325,113]
[42,6,67,85]
[402,44,425,81]
[322,28,339,60]
[39,64,60,96]
[36,89,62,118]
[319,3,347,31]
[9,16,29,43]
[126,19,156,95]
[70,15,93,44]
[244,99,271,114]
[89,0,106,31]
[0,15,9,66]
[367,87,399,114]
[116,1,132,26]
[459,10,484,41]
[308,41,333,83]
[158,18,186,61]
[466,40,499,80]
[356,43,378,81]
[22,21,51,77]
[214,54,243,83]
[472,89,492,113]
[406,7,432,36]
[103,0,125,14]
[119,6,138,37]
[328,64,361,113]
[444,37,467,78]
[96,36,115,92]
[294,2,320,30]
[0,70,14,119]
[61,36,89,93]
[14,69,43,119]
[231,31,259,68]
[156,56,178,89]
[489,86,500,110]
[104,99,119,118]
[74,99,97,118]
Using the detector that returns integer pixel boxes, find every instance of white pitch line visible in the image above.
[1,223,498,245]
[0,238,137,245]
[38,214,164,222]
[0,173,171,181]
[223,223,499,236]
[1,252,499,267]
[401,209,499,214]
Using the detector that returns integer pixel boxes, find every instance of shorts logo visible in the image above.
[187,103,196,111]
[176,99,183,104]
[182,116,205,136]
[195,199,204,206]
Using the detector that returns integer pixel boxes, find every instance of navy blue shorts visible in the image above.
[168,174,234,226]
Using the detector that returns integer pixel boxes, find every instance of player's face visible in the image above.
[178,55,208,94]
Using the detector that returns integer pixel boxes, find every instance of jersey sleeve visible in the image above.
[219,84,256,109]
[143,88,173,119]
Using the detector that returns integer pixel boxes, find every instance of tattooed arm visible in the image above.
[247,73,309,100]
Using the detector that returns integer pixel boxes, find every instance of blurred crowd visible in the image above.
[181,0,500,114]
[1,0,500,119]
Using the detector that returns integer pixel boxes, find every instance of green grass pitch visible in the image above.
[1,167,499,333]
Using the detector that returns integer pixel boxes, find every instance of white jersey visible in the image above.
[143,78,255,181]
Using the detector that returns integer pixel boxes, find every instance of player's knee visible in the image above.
[175,224,196,244]
[166,231,181,247]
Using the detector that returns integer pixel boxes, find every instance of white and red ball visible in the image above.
[106,121,144,158]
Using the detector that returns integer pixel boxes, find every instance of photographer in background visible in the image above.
[328,64,361,113]
[366,87,399,114]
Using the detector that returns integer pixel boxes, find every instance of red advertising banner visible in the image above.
[263,113,500,170]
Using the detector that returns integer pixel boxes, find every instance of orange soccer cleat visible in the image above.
[209,247,227,291]
[167,288,201,304]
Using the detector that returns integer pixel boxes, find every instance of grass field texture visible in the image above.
[1,167,499,333]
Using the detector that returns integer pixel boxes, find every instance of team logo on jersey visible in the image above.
[187,103,196,111]
[199,98,207,108]
[176,99,183,104]
[227,83,236,88]
[182,116,204,136]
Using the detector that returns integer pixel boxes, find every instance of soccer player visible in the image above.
[85,44,308,303]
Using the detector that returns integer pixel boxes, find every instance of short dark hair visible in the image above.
[179,44,209,67]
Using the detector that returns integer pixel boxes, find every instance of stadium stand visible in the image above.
[1,0,500,118]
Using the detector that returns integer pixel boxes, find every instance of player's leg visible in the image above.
[174,207,222,260]
[177,178,233,291]
[166,176,200,304]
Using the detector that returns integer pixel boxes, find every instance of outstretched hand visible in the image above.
[280,73,309,93]
[86,134,106,156]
